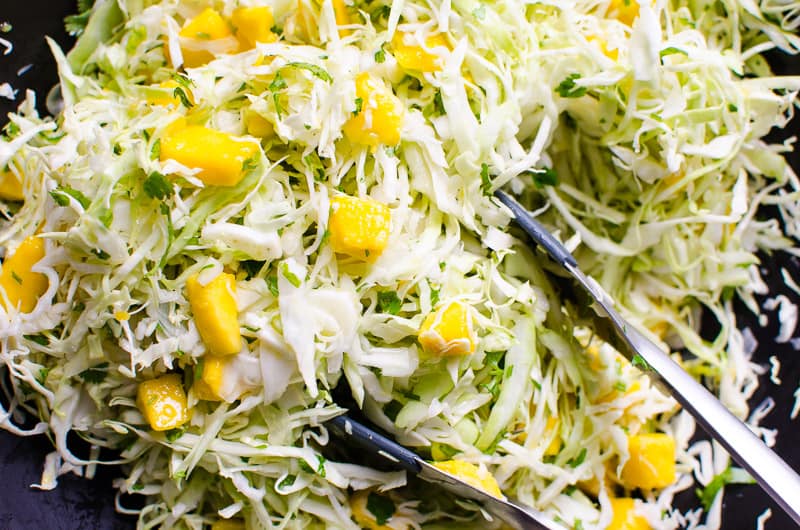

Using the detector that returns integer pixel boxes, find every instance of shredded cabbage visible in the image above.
[0,0,798,528]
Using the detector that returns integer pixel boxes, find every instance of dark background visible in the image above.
[0,1,798,529]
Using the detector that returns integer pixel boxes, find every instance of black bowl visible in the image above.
[0,2,798,528]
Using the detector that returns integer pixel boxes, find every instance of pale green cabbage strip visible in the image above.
[0,0,798,528]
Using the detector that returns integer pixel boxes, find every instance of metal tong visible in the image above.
[326,414,563,529]
[494,190,800,525]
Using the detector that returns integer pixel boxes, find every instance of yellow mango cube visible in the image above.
[137,374,189,432]
[608,498,650,530]
[179,8,239,68]
[432,460,504,499]
[588,35,619,61]
[160,124,259,187]
[245,111,275,139]
[187,272,242,356]
[0,169,24,201]
[333,0,352,37]
[210,520,245,530]
[544,416,562,456]
[147,80,194,107]
[343,73,404,147]
[607,0,639,26]
[0,236,48,313]
[391,32,449,72]
[328,195,391,260]
[232,6,277,50]
[419,302,475,356]
[620,433,676,490]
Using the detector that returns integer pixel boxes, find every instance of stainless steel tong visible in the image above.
[494,190,800,525]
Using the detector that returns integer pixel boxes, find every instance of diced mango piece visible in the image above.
[187,272,242,356]
[232,6,277,50]
[179,8,239,68]
[607,498,650,530]
[210,520,246,530]
[432,460,504,499]
[245,111,275,139]
[160,124,259,186]
[620,433,676,490]
[333,0,352,37]
[147,80,194,107]
[391,31,449,72]
[137,374,189,432]
[194,354,238,401]
[544,416,562,456]
[607,0,639,26]
[343,73,404,148]
[419,301,475,356]
[328,195,391,260]
[0,169,24,201]
[588,35,619,61]
[0,236,48,313]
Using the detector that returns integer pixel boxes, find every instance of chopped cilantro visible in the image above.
[144,172,172,200]
[366,492,395,526]
[377,291,402,315]
[556,73,587,98]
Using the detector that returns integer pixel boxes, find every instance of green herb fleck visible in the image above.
[366,492,395,526]
[631,353,651,371]
[480,163,492,195]
[50,186,91,209]
[377,291,402,315]
[286,62,333,83]
[281,263,302,287]
[10,271,22,285]
[144,172,173,200]
[79,362,109,384]
[25,334,49,346]
[352,97,363,116]
[278,474,296,488]
[91,248,110,260]
[0,22,12,33]
[165,427,186,442]
[728,103,738,113]
[150,138,161,160]
[529,167,558,188]
[64,0,96,37]
[374,47,386,63]
[555,73,587,98]
[659,46,688,59]
[696,466,754,510]
[567,448,587,468]
[172,87,193,108]
[267,274,279,296]
[432,89,446,115]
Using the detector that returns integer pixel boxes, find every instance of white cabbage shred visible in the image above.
[0,0,798,528]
